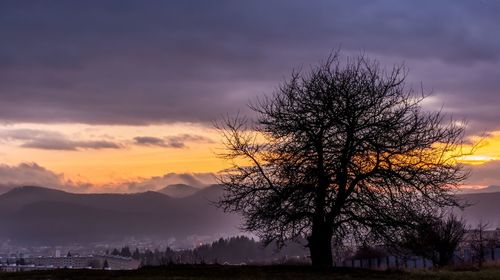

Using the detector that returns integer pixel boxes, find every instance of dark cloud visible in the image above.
[21,139,120,151]
[0,129,121,150]
[134,134,214,148]
[0,1,499,133]
[133,136,167,147]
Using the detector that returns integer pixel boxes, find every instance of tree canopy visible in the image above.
[216,52,469,267]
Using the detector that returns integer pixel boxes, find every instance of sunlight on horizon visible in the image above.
[0,122,230,186]
[0,122,499,189]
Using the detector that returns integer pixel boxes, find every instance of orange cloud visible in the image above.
[0,123,228,186]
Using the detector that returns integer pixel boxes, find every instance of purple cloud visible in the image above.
[0,129,121,150]
[133,134,213,148]
[0,0,498,135]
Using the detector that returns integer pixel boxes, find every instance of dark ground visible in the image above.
[1,265,500,280]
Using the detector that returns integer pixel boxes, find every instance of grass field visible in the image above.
[2,265,500,280]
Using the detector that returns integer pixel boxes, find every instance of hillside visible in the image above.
[458,185,500,194]
[157,184,199,198]
[457,191,500,228]
[0,185,241,245]
[0,185,499,246]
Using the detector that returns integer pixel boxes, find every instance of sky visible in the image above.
[1,0,500,192]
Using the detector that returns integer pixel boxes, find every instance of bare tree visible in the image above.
[399,213,466,267]
[469,220,492,268]
[215,52,469,267]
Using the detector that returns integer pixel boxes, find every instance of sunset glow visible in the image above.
[0,121,498,190]
[0,122,229,190]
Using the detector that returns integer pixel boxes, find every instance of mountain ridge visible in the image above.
[156,183,199,198]
[1,184,497,246]
[0,184,241,245]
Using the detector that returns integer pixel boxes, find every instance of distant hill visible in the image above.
[2,184,499,246]
[187,184,225,201]
[156,184,199,198]
[0,185,241,245]
[458,185,500,194]
[456,192,500,228]
[0,185,14,195]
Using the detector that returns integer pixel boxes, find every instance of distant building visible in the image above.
[18,255,139,270]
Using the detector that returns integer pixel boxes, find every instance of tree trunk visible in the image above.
[308,221,333,267]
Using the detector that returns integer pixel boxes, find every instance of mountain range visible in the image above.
[156,184,200,198]
[0,184,240,245]
[0,184,498,246]
[456,191,500,228]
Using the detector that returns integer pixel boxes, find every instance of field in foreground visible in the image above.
[2,265,500,280]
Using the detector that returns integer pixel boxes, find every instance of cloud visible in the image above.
[133,134,214,148]
[124,172,217,193]
[464,160,500,187]
[0,162,217,193]
[21,139,120,151]
[0,162,91,192]
[133,136,167,147]
[0,0,499,134]
[3,160,497,194]
[0,162,63,187]
[0,129,61,141]
[0,129,121,151]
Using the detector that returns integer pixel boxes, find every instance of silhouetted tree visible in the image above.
[132,248,141,260]
[120,246,132,257]
[16,258,25,266]
[131,236,307,266]
[103,259,109,269]
[352,244,386,260]
[216,52,469,267]
[400,214,466,267]
[87,259,101,269]
[470,220,491,268]
[111,248,120,256]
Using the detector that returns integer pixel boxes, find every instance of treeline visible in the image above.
[109,236,309,265]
